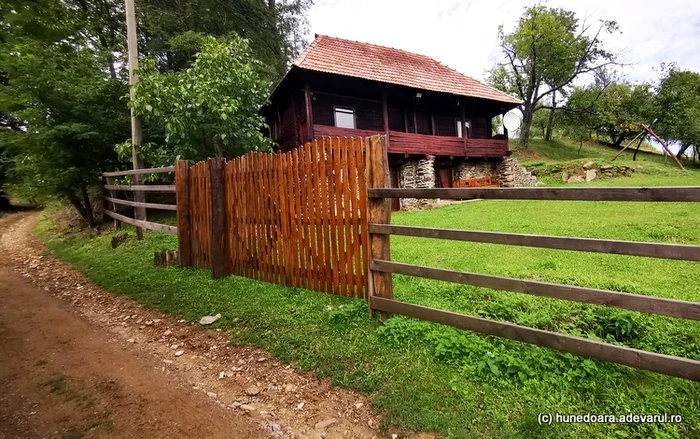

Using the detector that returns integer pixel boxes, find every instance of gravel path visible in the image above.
[0,211,391,439]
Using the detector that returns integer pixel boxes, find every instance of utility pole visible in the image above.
[125,0,145,240]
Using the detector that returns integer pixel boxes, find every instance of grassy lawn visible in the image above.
[36,139,700,439]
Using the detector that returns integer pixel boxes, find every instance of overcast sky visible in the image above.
[306,0,700,86]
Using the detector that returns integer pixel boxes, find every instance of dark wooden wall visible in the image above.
[312,92,384,131]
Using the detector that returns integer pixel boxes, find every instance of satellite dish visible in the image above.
[503,112,521,132]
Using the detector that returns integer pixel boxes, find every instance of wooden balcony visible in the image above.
[313,125,509,158]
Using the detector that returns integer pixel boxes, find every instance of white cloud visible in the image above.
[306,0,700,85]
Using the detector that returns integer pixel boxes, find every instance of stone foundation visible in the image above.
[395,155,538,210]
[398,156,435,210]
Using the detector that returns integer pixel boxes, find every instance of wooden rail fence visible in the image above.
[176,137,370,298]
[102,166,177,236]
[365,135,700,382]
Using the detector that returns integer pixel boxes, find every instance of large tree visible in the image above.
[488,5,619,147]
[128,36,272,163]
[655,66,700,159]
[565,81,655,147]
[0,0,129,224]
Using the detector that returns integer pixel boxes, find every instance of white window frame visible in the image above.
[334,106,356,129]
[456,119,472,138]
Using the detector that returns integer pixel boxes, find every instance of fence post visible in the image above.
[104,176,121,230]
[209,157,227,278]
[366,135,393,317]
[175,160,191,268]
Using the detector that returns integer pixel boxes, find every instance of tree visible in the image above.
[655,66,700,159]
[488,5,619,147]
[137,0,311,81]
[565,82,655,147]
[129,36,272,163]
[0,0,129,225]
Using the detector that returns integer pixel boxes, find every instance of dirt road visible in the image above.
[0,212,387,439]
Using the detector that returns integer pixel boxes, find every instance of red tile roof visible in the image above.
[294,35,521,106]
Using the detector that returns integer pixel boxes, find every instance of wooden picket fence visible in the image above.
[176,137,370,298]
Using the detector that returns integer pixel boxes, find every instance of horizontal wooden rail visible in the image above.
[104,184,176,192]
[104,209,177,235]
[368,186,700,202]
[103,166,175,177]
[369,224,700,262]
[370,260,700,321]
[104,196,177,211]
[370,297,700,381]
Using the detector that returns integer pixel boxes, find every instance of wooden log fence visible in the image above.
[365,135,700,382]
[102,166,177,236]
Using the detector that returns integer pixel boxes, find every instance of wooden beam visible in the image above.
[643,124,685,170]
[366,135,393,316]
[305,82,314,142]
[382,93,390,150]
[370,297,700,382]
[104,209,177,235]
[104,197,176,211]
[368,224,700,261]
[290,95,300,149]
[103,166,175,177]
[370,259,700,321]
[104,184,176,192]
[175,160,191,268]
[367,186,700,202]
[209,157,227,278]
[430,112,437,136]
[460,102,467,155]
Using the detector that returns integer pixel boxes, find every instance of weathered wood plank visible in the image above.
[104,184,176,192]
[175,160,191,267]
[370,297,700,382]
[104,209,177,235]
[368,186,700,202]
[368,224,700,262]
[103,166,175,177]
[104,196,177,211]
[209,157,227,278]
[370,259,700,321]
[356,137,370,299]
[367,135,394,307]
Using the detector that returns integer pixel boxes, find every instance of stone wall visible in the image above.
[398,156,435,210]
[396,156,538,210]
[497,157,539,187]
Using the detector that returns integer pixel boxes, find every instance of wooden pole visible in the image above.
[643,124,685,170]
[105,176,121,229]
[460,102,467,156]
[209,157,227,278]
[125,0,145,240]
[304,82,314,142]
[612,130,645,161]
[175,160,191,268]
[381,92,390,150]
[366,135,393,317]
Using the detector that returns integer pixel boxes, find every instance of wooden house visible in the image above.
[261,35,529,209]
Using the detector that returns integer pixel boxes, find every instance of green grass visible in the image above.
[36,139,700,439]
[512,138,700,188]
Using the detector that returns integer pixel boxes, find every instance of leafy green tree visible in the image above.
[655,66,700,159]
[565,82,655,147]
[129,36,272,163]
[0,0,129,224]
[137,0,311,81]
[488,5,619,147]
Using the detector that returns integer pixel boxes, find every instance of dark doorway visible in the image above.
[436,167,452,188]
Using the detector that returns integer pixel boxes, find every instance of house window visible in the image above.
[456,119,472,138]
[334,106,356,129]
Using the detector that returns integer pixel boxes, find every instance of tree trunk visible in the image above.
[676,143,691,159]
[66,191,88,223]
[80,186,96,228]
[614,135,625,148]
[518,104,533,148]
[544,93,556,141]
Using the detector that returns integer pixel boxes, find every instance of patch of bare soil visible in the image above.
[0,212,431,439]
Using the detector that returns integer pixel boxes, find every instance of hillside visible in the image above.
[512,138,700,187]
